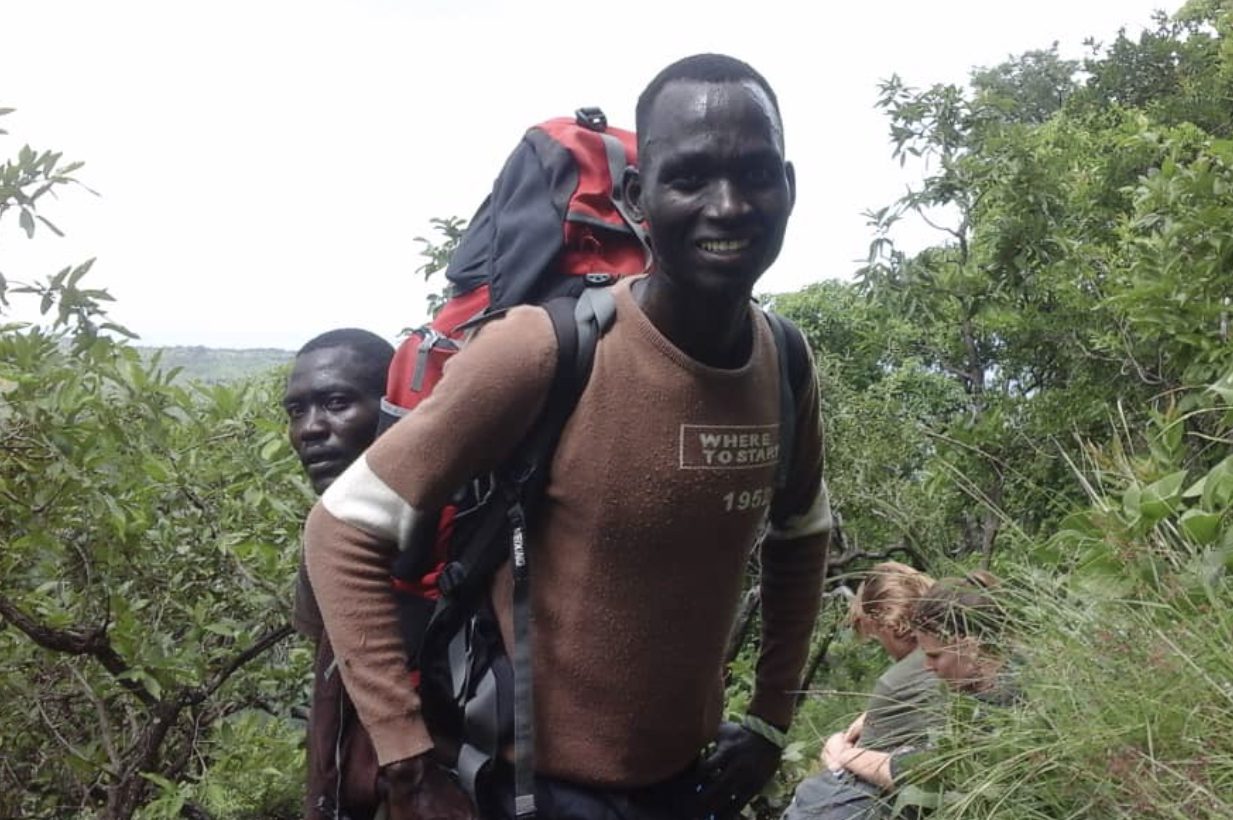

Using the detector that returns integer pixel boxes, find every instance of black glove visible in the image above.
[694,721,783,820]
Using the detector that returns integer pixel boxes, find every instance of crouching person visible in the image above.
[783,563,944,820]
[787,571,1016,819]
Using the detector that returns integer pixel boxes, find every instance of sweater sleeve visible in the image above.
[304,306,558,765]
[749,348,831,728]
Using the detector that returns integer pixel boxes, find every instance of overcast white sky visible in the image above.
[1,0,1178,349]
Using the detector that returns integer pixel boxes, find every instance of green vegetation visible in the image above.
[4,2,1233,817]
[749,2,1233,817]
[1,109,310,819]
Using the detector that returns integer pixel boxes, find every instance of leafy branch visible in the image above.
[0,592,157,707]
[0,107,96,243]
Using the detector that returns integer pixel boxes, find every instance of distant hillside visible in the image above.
[137,346,293,384]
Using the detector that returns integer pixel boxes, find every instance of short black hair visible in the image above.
[295,328,394,398]
[635,53,782,151]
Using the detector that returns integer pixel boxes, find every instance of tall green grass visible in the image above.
[789,382,1233,818]
[916,566,1233,819]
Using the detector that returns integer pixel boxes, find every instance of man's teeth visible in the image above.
[698,238,751,253]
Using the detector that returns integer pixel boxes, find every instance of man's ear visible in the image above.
[622,165,645,222]
[785,160,797,213]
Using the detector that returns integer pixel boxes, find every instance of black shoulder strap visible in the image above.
[506,286,615,820]
[512,287,615,487]
[762,309,811,491]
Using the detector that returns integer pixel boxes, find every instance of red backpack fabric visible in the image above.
[381,108,648,425]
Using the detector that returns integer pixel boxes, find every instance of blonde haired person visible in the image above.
[816,572,1016,816]
[783,562,943,820]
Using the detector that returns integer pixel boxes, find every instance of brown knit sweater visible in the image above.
[305,277,831,787]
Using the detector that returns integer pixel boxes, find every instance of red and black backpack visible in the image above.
[378,107,648,427]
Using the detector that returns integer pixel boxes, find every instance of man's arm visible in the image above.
[291,548,324,643]
[750,526,829,724]
[845,711,867,743]
[750,345,831,729]
[822,732,896,790]
[696,346,831,819]
[305,307,559,766]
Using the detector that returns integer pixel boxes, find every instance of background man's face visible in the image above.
[917,631,982,691]
[283,346,382,495]
[634,79,795,300]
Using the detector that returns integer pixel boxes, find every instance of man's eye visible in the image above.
[325,396,353,412]
[746,167,773,184]
[667,172,704,190]
[284,404,304,419]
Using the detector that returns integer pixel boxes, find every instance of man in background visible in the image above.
[284,328,394,820]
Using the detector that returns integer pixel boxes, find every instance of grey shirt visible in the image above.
[780,651,943,820]
[860,648,944,751]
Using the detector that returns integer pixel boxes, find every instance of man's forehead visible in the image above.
[643,78,783,150]
[295,345,368,371]
[286,346,370,393]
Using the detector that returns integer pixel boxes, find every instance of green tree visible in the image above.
[0,109,308,819]
[414,215,467,318]
[852,15,1233,565]
[770,281,962,562]
[1077,2,1233,136]
[970,44,1079,125]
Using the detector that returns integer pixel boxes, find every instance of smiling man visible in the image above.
[306,54,832,820]
[283,327,394,820]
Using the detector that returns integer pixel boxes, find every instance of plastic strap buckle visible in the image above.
[574,106,607,131]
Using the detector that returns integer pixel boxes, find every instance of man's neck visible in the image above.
[633,275,754,369]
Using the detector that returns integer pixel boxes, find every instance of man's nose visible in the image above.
[707,178,751,220]
[299,406,330,440]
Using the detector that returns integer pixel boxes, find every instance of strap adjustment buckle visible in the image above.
[575,106,607,132]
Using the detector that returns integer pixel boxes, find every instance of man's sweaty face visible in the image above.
[635,79,795,299]
[283,347,382,495]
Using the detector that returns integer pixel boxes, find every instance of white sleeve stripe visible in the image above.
[770,479,833,540]
[320,456,424,551]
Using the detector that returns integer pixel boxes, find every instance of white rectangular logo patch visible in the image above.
[679,424,779,470]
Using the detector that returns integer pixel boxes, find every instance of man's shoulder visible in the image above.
[453,303,560,375]
[469,303,556,344]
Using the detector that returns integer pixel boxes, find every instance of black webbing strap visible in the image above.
[764,309,812,487]
[440,490,514,597]
[508,496,535,819]
[764,310,796,491]
[507,286,615,819]
[597,131,651,264]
